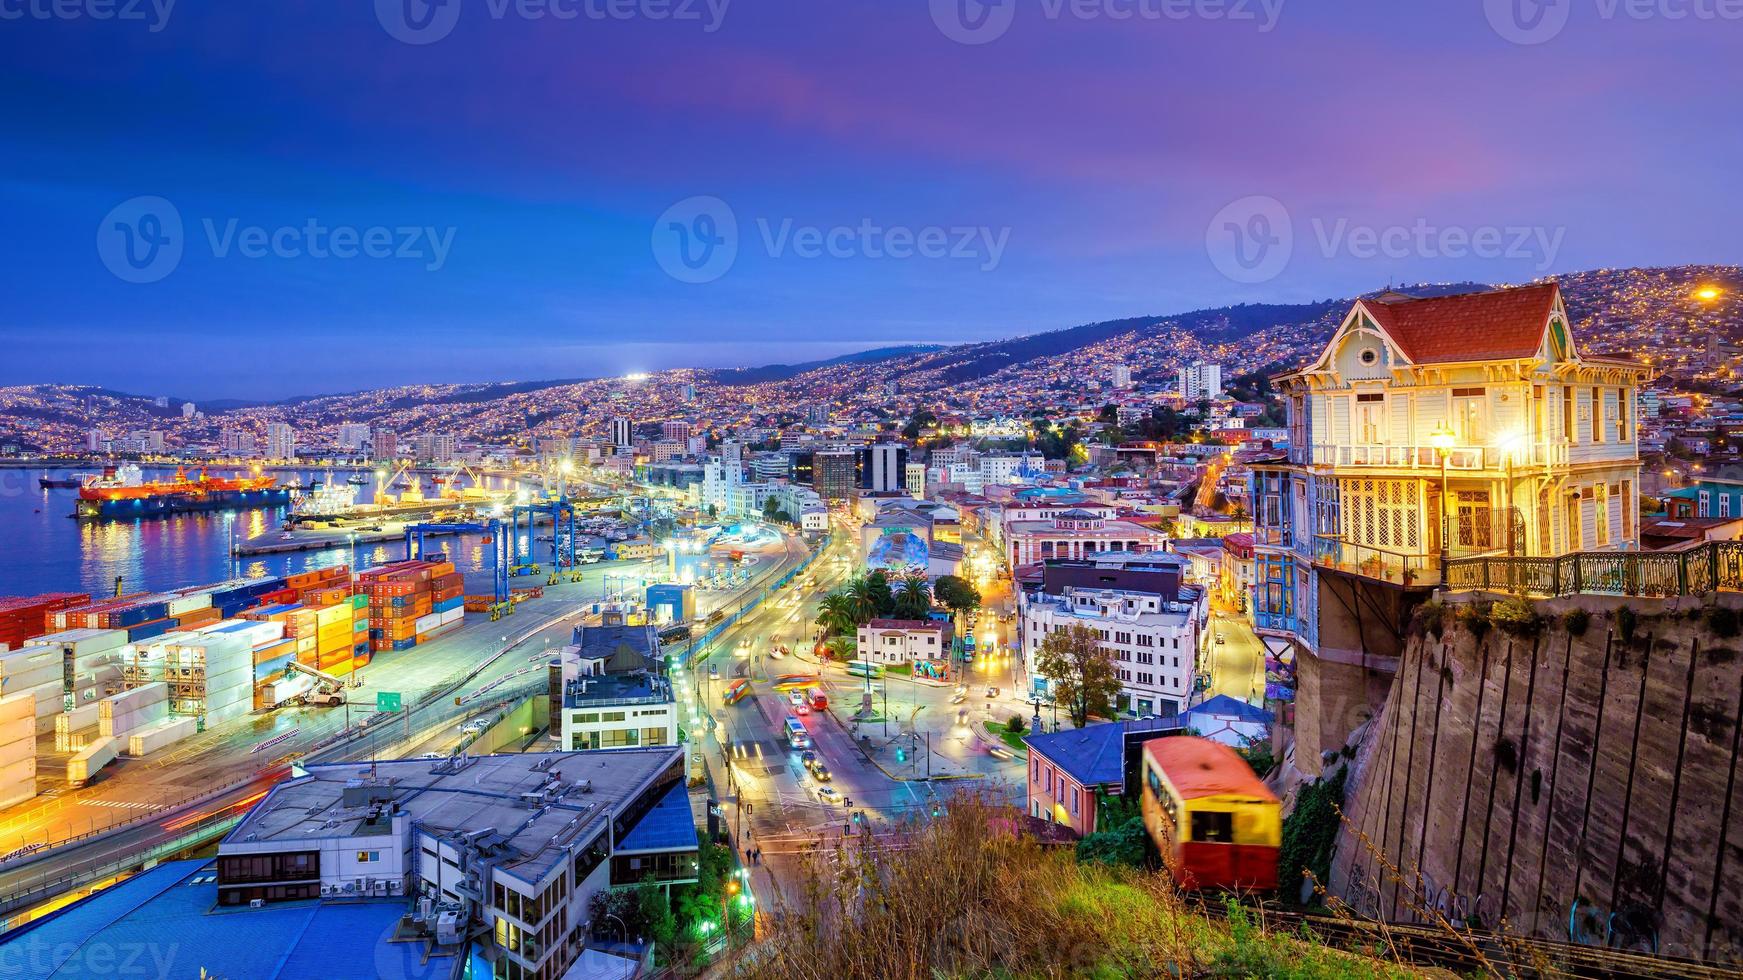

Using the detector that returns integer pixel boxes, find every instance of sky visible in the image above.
[0,0,1737,399]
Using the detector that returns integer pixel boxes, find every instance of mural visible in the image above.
[866,529,930,576]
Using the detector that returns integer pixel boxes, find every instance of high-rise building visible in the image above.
[661,420,691,444]
[859,442,909,493]
[720,439,743,466]
[180,402,197,418]
[805,403,831,427]
[681,383,697,402]
[265,423,296,462]
[611,417,633,448]
[905,461,927,499]
[86,429,107,453]
[336,423,372,451]
[415,433,458,464]
[372,428,398,461]
[1112,364,1134,389]
[1178,362,1224,403]
[812,448,858,500]
[220,428,256,456]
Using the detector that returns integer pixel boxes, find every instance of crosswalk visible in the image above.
[77,799,166,811]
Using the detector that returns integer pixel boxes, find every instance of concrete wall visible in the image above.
[1330,594,1743,962]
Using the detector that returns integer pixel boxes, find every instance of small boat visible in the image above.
[39,475,90,489]
[347,474,369,486]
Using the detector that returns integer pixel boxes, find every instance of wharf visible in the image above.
[233,522,458,556]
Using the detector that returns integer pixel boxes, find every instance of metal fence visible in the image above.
[1446,541,1743,598]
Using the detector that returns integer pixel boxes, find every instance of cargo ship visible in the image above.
[39,474,93,489]
[73,464,293,520]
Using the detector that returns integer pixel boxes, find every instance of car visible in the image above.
[788,690,806,707]
[985,687,999,699]
[988,746,1014,761]
[420,752,445,760]
[816,786,842,805]
[800,750,818,770]
[949,692,966,705]
[795,702,811,716]
[457,719,488,735]
[1215,633,1226,644]
[812,765,832,782]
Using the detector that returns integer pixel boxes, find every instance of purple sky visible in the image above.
[0,0,1736,399]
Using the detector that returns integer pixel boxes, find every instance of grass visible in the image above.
[736,793,1433,980]
[998,728,1029,754]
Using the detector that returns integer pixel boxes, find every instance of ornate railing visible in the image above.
[1446,541,1743,598]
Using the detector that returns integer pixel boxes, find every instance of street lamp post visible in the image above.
[1431,424,1455,581]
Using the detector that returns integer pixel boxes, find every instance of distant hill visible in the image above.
[708,346,948,385]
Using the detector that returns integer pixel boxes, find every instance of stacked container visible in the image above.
[67,735,118,787]
[99,682,169,738]
[164,628,257,725]
[32,628,129,710]
[126,716,198,757]
[2,647,70,735]
[0,692,37,808]
[55,702,101,752]
[0,592,88,650]
[358,560,465,652]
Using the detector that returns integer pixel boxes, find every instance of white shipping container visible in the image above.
[0,735,33,770]
[166,593,213,616]
[57,702,100,735]
[67,736,119,785]
[203,621,284,648]
[439,607,464,625]
[0,646,60,674]
[57,724,100,753]
[0,756,37,808]
[36,629,128,656]
[99,682,168,718]
[414,612,443,634]
[0,661,62,693]
[0,691,33,724]
[101,700,169,738]
[126,716,197,756]
[203,700,251,726]
[259,673,316,706]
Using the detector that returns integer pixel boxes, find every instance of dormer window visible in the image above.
[1358,348,1379,366]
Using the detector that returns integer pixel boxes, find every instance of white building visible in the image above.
[336,423,372,452]
[1021,580,1201,719]
[905,461,927,499]
[180,402,197,418]
[265,423,296,462]
[855,619,953,666]
[550,623,678,753]
[1112,364,1134,389]
[415,433,458,464]
[862,442,907,493]
[611,416,633,448]
[1178,362,1224,403]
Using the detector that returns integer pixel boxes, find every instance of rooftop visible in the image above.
[1360,282,1561,365]
[1024,721,1129,787]
[1144,736,1277,802]
[572,622,660,673]
[0,859,456,980]
[224,749,683,885]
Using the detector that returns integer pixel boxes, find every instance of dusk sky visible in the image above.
[1,1,1736,399]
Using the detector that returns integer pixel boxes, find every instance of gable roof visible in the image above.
[1187,694,1274,724]
[1359,282,1561,364]
[1144,736,1276,802]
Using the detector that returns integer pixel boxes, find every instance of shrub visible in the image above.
[1280,765,1347,907]
[1562,607,1591,637]
[1491,595,1545,639]
[1006,714,1027,735]
[1705,605,1741,639]
[1616,605,1639,646]
[1460,603,1493,642]
[1409,600,1447,640]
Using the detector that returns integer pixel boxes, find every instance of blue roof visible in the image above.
[1188,694,1274,724]
[1023,721,1128,787]
[616,780,698,854]
[0,859,455,979]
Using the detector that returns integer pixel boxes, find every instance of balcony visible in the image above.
[1446,541,1743,598]
[1311,536,1439,588]
[1291,442,1571,471]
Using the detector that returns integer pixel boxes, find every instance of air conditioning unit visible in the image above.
[388,880,402,894]
[249,899,265,909]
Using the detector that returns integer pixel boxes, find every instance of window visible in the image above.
[356,850,380,863]
[1722,495,1732,519]
[1590,387,1602,443]
[1190,811,1235,843]
[1616,389,1630,442]
[1359,348,1379,366]
[1563,387,1575,441]
[1700,490,1712,517]
[1595,484,1610,547]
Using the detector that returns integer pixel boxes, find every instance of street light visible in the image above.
[1430,423,1455,576]
[1497,428,1525,556]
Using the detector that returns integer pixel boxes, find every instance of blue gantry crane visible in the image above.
[510,496,582,585]
[403,519,512,617]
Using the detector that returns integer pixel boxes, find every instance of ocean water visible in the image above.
[0,466,524,598]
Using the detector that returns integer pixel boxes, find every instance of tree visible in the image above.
[892,574,932,620]
[1034,624,1121,728]
[815,592,857,637]
[842,577,879,625]
[932,575,981,617]
[866,569,896,617]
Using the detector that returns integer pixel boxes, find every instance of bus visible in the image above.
[961,634,976,664]
[723,678,751,705]
[783,716,811,749]
[845,660,885,679]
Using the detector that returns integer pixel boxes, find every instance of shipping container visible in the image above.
[126,716,198,757]
[0,756,37,809]
[67,736,120,786]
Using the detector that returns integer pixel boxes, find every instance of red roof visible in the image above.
[863,619,947,632]
[1144,736,1277,802]
[1362,283,1560,364]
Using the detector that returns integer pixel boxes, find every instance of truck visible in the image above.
[289,662,350,707]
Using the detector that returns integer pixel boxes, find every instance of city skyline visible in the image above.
[1,3,1737,397]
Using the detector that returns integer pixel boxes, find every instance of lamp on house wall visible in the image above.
[1498,429,1526,556]
[1430,423,1456,573]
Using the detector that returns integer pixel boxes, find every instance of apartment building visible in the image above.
[855,618,953,665]
[547,622,677,753]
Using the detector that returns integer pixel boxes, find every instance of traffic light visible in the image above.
[895,747,907,763]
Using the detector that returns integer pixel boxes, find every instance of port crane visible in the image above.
[402,519,513,619]
[509,496,584,586]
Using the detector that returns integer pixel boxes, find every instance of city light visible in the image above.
[1694,285,1723,302]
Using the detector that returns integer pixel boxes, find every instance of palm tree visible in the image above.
[842,577,879,625]
[892,575,932,620]
[815,593,858,637]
